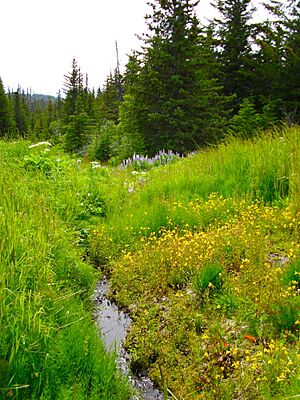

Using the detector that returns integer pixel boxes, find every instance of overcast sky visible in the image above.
[1,0,269,96]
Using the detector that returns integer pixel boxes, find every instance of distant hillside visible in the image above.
[26,93,57,112]
[31,93,57,101]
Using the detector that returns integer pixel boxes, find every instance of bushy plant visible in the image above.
[87,120,119,162]
[216,290,239,315]
[228,98,277,138]
[21,142,69,177]
[23,153,54,175]
[63,112,92,153]
[78,192,107,220]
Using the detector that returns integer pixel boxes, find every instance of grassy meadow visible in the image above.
[0,142,132,399]
[0,125,300,399]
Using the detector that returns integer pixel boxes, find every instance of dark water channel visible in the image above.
[94,279,164,400]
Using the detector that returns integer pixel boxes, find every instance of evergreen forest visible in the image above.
[0,0,299,158]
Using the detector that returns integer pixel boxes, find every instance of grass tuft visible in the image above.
[194,263,223,297]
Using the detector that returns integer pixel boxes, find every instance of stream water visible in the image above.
[94,278,164,400]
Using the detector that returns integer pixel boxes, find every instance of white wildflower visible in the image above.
[28,141,52,149]
[128,183,135,193]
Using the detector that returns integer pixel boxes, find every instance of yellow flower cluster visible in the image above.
[110,195,300,398]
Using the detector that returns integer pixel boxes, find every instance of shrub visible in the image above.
[78,192,107,220]
[227,98,277,138]
[216,290,239,316]
[87,121,119,162]
[63,112,91,153]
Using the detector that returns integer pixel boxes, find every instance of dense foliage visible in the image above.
[0,141,133,399]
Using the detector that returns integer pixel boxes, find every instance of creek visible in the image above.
[94,278,164,400]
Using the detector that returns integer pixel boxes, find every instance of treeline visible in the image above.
[0,0,299,160]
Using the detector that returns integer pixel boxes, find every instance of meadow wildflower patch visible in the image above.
[92,128,300,398]
[119,150,183,170]
[110,197,300,399]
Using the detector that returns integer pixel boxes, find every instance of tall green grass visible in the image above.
[92,126,300,262]
[137,126,299,203]
[0,142,131,399]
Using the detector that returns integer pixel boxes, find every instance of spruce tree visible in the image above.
[64,111,90,152]
[96,70,123,123]
[252,17,285,115]
[63,58,84,121]
[281,0,300,122]
[0,78,14,136]
[62,59,92,152]
[256,0,300,122]
[120,0,228,155]
[251,0,297,121]
[10,87,29,137]
[212,0,255,112]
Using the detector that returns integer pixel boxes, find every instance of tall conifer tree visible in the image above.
[282,0,300,122]
[255,0,300,122]
[62,59,91,152]
[96,70,123,123]
[252,16,284,113]
[63,58,84,121]
[0,78,14,136]
[10,87,29,137]
[212,0,255,112]
[120,0,227,155]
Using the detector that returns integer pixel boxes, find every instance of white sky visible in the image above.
[1,0,270,96]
